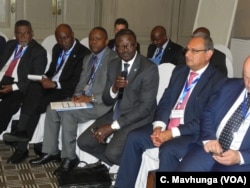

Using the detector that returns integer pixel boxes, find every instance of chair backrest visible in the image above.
[214,44,234,77]
[41,35,57,57]
[157,63,176,103]
[0,31,8,41]
[80,37,89,49]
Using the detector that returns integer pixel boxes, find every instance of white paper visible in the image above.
[28,74,43,81]
[50,101,93,111]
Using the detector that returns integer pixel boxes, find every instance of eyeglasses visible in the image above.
[15,32,31,37]
[184,48,208,54]
[116,43,135,50]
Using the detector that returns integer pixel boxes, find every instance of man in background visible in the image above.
[108,18,140,53]
[147,25,184,66]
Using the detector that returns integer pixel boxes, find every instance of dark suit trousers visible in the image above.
[0,90,23,134]
[16,82,68,151]
[77,109,146,166]
[176,143,250,171]
[115,123,154,188]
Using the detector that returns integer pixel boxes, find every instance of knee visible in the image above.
[105,148,120,165]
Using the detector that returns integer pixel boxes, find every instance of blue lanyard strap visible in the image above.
[13,45,25,60]
[87,56,101,85]
[178,76,200,104]
[56,49,72,68]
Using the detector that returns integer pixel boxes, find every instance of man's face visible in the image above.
[114,24,127,34]
[184,37,212,71]
[55,29,74,51]
[151,32,167,47]
[89,29,108,54]
[115,34,137,62]
[15,26,33,46]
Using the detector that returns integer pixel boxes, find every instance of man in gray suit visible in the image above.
[29,27,117,175]
[77,29,159,166]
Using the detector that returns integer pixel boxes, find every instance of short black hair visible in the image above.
[114,18,129,28]
[90,26,108,39]
[15,20,33,32]
[115,28,136,42]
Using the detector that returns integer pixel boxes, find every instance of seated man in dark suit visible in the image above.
[0,20,47,135]
[192,27,227,76]
[108,18,140,53]
[3,23,91,164]
[177,56,250,171]
[147,25,184,66]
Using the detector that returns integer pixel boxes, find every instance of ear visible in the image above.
[206,49,214,61]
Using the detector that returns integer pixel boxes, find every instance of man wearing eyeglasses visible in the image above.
[193,27,227,76]
[115,32,226,187]
[147,25,184,66]
[0,20,47,135]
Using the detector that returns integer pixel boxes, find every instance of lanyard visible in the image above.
[178,76,200,105]
[13,45,25,60]
[56,49,72,69]
[87,57,101,85]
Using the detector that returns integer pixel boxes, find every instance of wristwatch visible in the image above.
[91,95,97,103]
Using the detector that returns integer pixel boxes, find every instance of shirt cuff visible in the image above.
[171,127,180,137]
[12,83,18,91]
[153,121,166,130]
[111,120,120,130]
[56,81,61,89]
[239,151,244,165]
[110,86,117,98]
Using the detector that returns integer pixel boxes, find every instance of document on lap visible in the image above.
[50,101,93,111]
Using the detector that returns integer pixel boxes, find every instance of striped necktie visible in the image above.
[5,46,23,77]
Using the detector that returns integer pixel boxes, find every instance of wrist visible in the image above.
[54,82,58,88]
[91,95,97,103]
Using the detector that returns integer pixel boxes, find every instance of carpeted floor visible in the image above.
[0,141,59,188]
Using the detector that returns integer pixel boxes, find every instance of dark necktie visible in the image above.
[5,46,23,77]
[84,55,98,96]
[154,47,163,58]
[218,92,250,151]
[113,63,130,120]
[55,51,66,74]
[167,72,198,129]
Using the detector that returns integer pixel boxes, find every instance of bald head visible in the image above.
[150,25,168,47]
[192,27,210,36]
[55,23,75,51]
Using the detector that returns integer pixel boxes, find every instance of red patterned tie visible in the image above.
[5,46,23,77]
[167,72,198,129]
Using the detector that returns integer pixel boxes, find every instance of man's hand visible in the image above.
[204,140,224,156]
[92,124,114,144]
[112,75,128,93]
[213,150,241,165]
[40,77,56,89]
[151,127,172,147]
[71,94,92,103]
[0,85,13,94]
